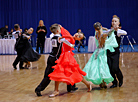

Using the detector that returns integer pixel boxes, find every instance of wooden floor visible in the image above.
[0,53,138,102]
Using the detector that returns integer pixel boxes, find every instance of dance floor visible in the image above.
[0,53,138,102]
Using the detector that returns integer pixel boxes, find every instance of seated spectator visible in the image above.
[0,25,8,38]
[7,28,14,39]
[9,28,14,35]
[75,29,85,52]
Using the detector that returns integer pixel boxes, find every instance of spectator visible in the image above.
[76,28,85,52]
[0,25,8,38]
[36,20,47,54]
[9,28,13,35]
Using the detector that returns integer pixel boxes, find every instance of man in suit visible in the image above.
[107,15,127,88]
[35,24,76,96]
[12,24,24,69]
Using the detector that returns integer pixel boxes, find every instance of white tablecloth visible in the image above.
[44,38,52,53]
[88,36,97,52]
[0,37,96,54]
[0,39,17,54]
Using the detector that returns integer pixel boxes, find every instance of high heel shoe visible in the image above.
[27,62,31,67]
[88,82,92,92]
[100,83,107,89]
[49,91,59,97]
[24,64,29,69]
[100,81,107,89]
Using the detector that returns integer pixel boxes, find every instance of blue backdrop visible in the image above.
[0,0,138,46]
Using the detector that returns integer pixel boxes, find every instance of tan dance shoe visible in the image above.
[49,91,59,97]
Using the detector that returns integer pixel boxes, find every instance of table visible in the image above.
[44,38,52,53]
[0,38,53,54]
[88,36,97,52]
[44,37,97,53]
[0,39,17,54]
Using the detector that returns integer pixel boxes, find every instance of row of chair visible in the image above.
[120,35,138,52]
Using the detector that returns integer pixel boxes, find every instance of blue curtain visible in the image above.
[0,0,138,46]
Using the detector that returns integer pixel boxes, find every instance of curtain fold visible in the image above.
[0,0,138,46]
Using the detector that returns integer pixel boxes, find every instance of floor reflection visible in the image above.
[0,52,138,102]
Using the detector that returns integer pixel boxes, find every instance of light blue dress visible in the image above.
[83,30,118,85]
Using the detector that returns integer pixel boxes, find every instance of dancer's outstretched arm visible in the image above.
[58,37,75,48]
[117,29,127,37]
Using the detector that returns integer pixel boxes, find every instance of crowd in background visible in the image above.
[0,20,85,53]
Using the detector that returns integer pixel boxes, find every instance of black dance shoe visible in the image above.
[119,81,123,87]
[20,67,24,69]
[67,85,78,92]
[110,84,117,88]
[35,91,42,96]
[104,85,107,89]
[71,87,78,91]
[13,65,17,69]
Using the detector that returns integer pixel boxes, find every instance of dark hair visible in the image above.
[24,28,28,32]
[50,23,59,34]
[14,24,20,30]
[77,28,81,33]
[93,22,101,30]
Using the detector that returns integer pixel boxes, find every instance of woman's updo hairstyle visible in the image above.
[93,22,101,30]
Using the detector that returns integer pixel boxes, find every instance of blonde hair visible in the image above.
[50,23,59,34]
[30,27,34,32]
[38,20,45,27]
[113,15,120,22]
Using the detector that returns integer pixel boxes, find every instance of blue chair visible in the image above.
[75,36,86,52]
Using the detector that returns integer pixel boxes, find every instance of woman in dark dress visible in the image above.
[16,28,41,68]
[36,20,47,54]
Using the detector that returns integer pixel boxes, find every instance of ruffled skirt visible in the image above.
[48,51,86,85]
[83,48,114,85]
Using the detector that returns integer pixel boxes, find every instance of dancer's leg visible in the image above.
[49,81,60,97]
[55,81,60,91]
[81,77,92,91]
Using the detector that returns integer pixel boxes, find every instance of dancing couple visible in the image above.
[13,24,41,69]
[35,15,127,97]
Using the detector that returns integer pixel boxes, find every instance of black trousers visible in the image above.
[1,35,4,38]
[35,56,57,92]
[13,49,23,68]
[76,40,84,51]
[107,49,123,85]
[36,37,45,54]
